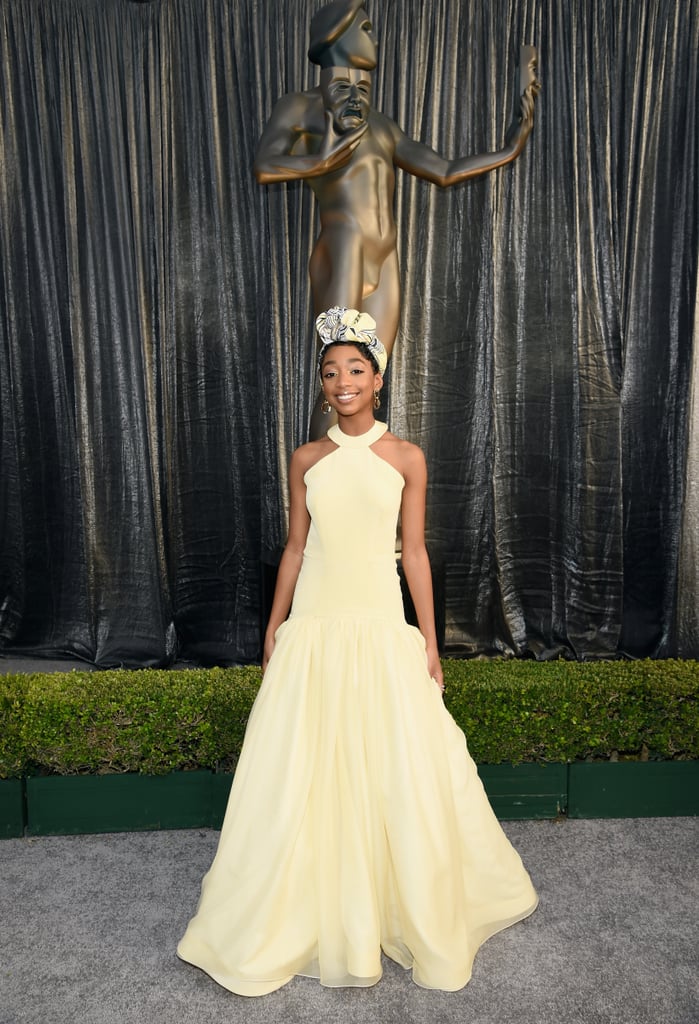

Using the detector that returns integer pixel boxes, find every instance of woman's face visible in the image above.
[320,344,382,415]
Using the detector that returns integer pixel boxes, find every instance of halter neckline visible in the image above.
[327,420,388,448]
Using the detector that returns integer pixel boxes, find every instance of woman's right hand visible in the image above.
[262,632,276,674]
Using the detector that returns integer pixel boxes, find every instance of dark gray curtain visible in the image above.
[0,0,697,667]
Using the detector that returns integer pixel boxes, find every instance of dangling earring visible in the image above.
[321,398,331,415]
[373,390,381,410]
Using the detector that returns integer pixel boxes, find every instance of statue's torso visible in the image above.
[295,101,398,254]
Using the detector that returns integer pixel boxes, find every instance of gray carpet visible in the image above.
[1,818,697,1024]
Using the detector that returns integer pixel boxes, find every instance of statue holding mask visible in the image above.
[255,1,540,436]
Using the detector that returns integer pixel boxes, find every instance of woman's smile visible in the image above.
[320,344,382,422]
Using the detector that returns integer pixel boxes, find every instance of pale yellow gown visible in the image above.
[177,420,538,995]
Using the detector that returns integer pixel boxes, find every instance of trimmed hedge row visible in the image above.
[0,667,261,778]
[0,659,697,778]
[441,658,698,763]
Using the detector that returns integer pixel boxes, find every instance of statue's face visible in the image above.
[320,68,372,134]
[334,8,377,70]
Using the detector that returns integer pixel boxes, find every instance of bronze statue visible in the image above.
[255,2,540,437]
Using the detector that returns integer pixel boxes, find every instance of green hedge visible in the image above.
[0,667,260,778]
[441,658,698,763]
[0,659,697,778]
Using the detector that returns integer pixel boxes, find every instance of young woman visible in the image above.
[178,307,538,996]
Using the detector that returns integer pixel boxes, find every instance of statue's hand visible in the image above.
[311,110,368,175]
[518,77,541,127]
[506,75,541,146]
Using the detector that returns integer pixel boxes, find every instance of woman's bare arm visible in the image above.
[262,448,312,671]
[397,444,444,690]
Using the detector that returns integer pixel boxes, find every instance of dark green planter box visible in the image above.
[3,762,696,838]
[478,763,567,819]
[16,768,565,835]
[211,772,234,825]
[26,771,233,836]
[0,779,25,838]
[568,761,699,818]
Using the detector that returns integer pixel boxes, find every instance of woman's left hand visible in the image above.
[426,646,445,697]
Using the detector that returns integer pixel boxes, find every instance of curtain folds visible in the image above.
[0,0,696,666]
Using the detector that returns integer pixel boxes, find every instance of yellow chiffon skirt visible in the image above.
[177,614,538,995]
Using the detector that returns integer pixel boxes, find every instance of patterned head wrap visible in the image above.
[315,306,387,374]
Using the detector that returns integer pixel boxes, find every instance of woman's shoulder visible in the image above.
[381,430,425,457]
[377,431,426,477]
[290,437,335,476]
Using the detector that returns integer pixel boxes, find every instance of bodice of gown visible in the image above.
[289,421,406,622]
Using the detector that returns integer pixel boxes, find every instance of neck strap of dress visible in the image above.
[327,420,388,448]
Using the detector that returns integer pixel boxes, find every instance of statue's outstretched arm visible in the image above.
[254,97,368,184]
[392,48,540,188]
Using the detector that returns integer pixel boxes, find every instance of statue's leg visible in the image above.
[309,227,364,315]
[308,229,365,439]
[362,250,400,359]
